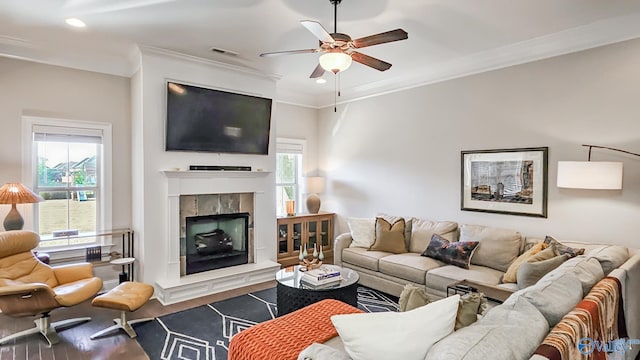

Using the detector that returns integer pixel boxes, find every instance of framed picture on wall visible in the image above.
[461,147,548,218]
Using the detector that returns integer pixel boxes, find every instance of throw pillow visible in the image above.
[516,254,569,289]
[543,235,585,258]
[455,292,487,330]
[377,213,413,248]
[398,283,431,312]
[331,295,460,360]
[347,218,375,248]
[421,233,479,269]
[586,245,629,275]
[527,244,557,262]
[502,243,547,283]
[369,217,406,254]
[459,224,523,272]
[297,343,352,360]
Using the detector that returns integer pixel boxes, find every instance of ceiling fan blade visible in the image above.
[309,64,325,78]
[301,20,335,43]
[351,52,392,72]
[352,29,408,49]
[260,49,319,57]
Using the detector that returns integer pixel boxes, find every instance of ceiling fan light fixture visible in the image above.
[65,18,86,28]
[319,51,352,74]
[316,78,327,84]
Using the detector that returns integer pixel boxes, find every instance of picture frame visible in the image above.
[461,147,548,218]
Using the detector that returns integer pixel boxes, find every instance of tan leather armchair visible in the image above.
[0,230,103,346]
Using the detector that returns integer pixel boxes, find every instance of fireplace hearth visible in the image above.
[185,213,249,275]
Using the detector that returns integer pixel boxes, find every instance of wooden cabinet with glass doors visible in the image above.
[277,212,335,267]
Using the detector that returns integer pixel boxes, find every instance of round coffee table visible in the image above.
[275,265,359,316]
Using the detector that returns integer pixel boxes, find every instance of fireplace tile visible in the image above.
[220,193,240,213]
[197,194,220,214]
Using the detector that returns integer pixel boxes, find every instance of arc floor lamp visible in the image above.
[557,144,640,190]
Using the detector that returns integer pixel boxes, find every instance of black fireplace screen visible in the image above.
[185,212,249,275]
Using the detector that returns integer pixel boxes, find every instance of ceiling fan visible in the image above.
[260,0,408,78]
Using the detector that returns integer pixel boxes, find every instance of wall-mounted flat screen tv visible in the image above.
[165,81,272,155]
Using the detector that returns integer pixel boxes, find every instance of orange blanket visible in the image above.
[534,277,626,360]
[228,299,362,360]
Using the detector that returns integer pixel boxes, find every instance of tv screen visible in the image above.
[166,82,272,155]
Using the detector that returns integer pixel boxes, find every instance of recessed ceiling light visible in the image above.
[316,78,327,84]
[65,18,86,28]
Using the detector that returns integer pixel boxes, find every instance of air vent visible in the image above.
[209,47,239,57]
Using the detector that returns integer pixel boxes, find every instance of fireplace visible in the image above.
[185,213,249,275]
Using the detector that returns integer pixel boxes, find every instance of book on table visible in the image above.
[301,265,341,285]
[300,279,341,289]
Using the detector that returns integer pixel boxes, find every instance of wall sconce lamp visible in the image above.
[557,144,640,190]
[0,183,44,230]
[305,176,326,214]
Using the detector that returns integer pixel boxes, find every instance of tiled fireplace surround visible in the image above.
[156,171,280,304]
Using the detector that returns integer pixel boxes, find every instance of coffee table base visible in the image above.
[277,281,359,316]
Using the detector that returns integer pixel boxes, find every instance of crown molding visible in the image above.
[139,45,281,81]
[308,12,640,109]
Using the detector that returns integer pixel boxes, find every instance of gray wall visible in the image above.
[318,38,640,248]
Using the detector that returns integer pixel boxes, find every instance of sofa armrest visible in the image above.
[333,233,353,267]
[618,253,640,344]
[53,262,94,285]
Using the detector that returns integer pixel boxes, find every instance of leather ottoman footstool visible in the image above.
[90,281,154,339]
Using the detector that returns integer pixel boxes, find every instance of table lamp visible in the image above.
[0,183,44,231]
[305,176,325,214]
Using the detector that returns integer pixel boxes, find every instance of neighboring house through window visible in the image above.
[276,138,304,217]
[22,117,112,249]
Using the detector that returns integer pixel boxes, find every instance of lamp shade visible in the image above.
[319,52,352,73]
[557,161,623,190]
[0,183,44,204]
[305,176,325,194]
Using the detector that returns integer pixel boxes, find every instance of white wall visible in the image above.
[0,57,131,281]
[318,39,640,248]
[274,102,319,176]
[132,50,278,284]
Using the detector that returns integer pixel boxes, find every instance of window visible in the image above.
[23,117,112,249]
[276,139,304,217]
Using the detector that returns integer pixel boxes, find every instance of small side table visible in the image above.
[446,279,514,304]
[111,257,135,283]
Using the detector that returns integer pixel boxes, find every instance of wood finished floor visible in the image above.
[0,281,276,360]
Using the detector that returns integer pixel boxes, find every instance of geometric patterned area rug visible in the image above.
[134,286,399,360]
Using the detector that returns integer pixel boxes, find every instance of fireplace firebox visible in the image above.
[185,213,249,275]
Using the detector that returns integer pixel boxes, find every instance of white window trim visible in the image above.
[21,116,113,255]
[276,137,306,214]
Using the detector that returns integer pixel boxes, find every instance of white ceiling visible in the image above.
[2,0,640,107]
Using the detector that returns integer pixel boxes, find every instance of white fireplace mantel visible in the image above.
[155,169,279,305]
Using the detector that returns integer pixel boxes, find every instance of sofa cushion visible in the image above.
[506,271,583,327]
[369,217,406,254]
[347,218,375,248]
[503,243,546,283]
[516,254,569,289]
[459,224,523,272]
[379,253,444,284]
[342,247,390,271]
[586,245,629,275]
[409,218,457,254]
[421,234,479,270]
[425,296,549,360]
[539,256,604,296]
[331,295,459,360]
[425,265,504,293]
[543,235,585,258]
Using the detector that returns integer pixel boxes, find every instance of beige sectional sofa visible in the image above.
[334,220,527,298]
[328,218,640,360]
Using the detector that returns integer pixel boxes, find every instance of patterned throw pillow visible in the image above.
[421,234,479,269]
[544,236,585,258]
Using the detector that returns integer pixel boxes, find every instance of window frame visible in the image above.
[22,116,113,256]
[275,138,305,216]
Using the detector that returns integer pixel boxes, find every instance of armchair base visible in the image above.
[0,315,90,347]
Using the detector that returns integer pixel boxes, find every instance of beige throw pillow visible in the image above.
[516,254,569,289]
[347,218,375,248]
[369,217,406,254]
[398,284,431,311]
[503,243,547,283]
[455,292,487,330]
